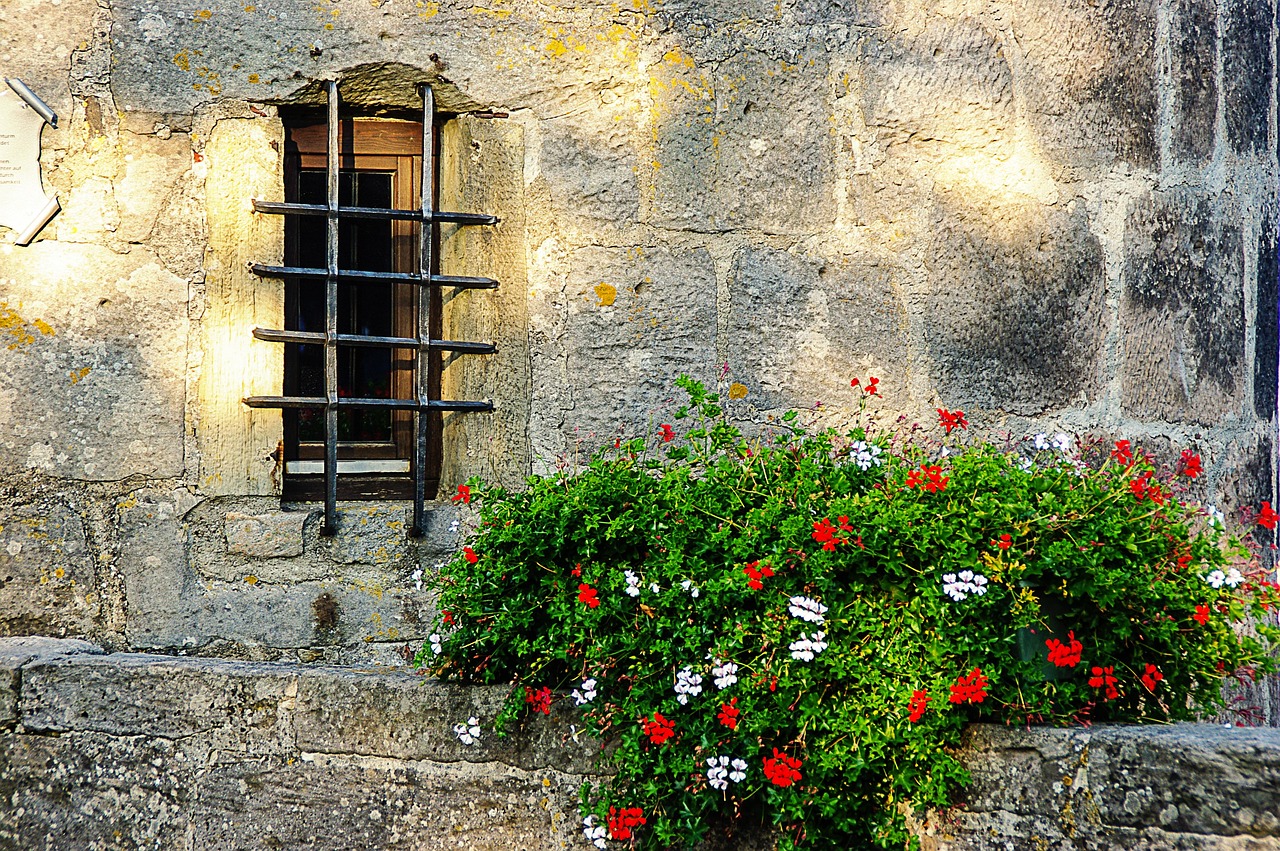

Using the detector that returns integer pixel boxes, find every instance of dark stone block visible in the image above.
[922,200,1107,415]
[1121,190,1245,423]
[1223,0,1273,156]
[1172,0,1218,165]
[1256,203,1279,420]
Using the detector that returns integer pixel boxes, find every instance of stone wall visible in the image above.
[3,638,1279,850]
[0,0,1276,660]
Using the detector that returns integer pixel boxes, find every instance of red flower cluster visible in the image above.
[641,712,675,745]
[907,689,930,723]
[906,465,949,493]
[1193,603,1210,625]
[577,583,600,608]
[1178,449,1202,478]
[1258,501,1278,530]
[762,749,803,787]
[1045,631,1083,668]
[571,563,582,578]
[463,546,479,565]
[607,806,646,840]
[812,516,854,551]
[1129,473,1167,505]
[991,533,1012,550]
[451,484,471,504]
[1111,439,1134,465]
[850,376,880,396]
[441,610,455,626]
[717,699,740,730]
[742,561,775,590]
[1140,663,1164,691]
[658,424,675,443]
[1088,666,1119,700]
[525,686,552,715]
[948,668,989,704]
[937,408,968,434]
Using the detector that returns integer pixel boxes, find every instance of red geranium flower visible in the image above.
[743,561,775,590]
[948,667,989,704]
[1088,666,1119,700]
[906,464,949,493]
[762,749,803,787]
[1140,663,1164,692]
[463,546,479,564]
[991,534,1012,550]
[1178,449,1202,478]
[907,689,930,723]
[717,698,740,730]
[571,563,582,578]
[1045,631,1083,668]
[1111,439,1134,465]
[441,610,455,626]
[641,712,675,745]
[607,806,646,840]
[451,484,471,504]
[811,518,848,551]
[577,583,600,609]
[524,686,552,715]
[1258,501,1278,530]
[851,376,880,395]
[1193,604,1210,625]
[658,424,675,443]
[937,407,968,434]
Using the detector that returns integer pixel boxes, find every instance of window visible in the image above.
[245,81,497,535]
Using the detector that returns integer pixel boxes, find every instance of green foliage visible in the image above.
[422,376,1280,850]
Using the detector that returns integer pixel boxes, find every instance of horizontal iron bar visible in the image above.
[252,327,496,354]
[244,395,493,412]
[250,263,498,290]
[252,199,498,226]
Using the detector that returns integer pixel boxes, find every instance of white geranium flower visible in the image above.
[1205,570,1227,589]
[789,631,828,662]
[410,568,424,591]
[428,633,443,656]
[624,570,642,598]
[1206,504,1225,527]
[941,571,988,602]
[711,659,739,690]
[707,755,730,791]
[452,716,482,746]
[681,579,700,598]
[850,440,883,471]
[788,595,827,625]
[674,666,703,705]
[1033,433,1050,451]
[582,815,607,850]
[1225,568,1245,588]
[571,678,598,705]
[1052,433,1073,453]
[729,758,747,784]
[649,582,661,594]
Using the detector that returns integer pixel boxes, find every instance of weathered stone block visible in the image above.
[1121,190,1245,424]
[0,501,100,638]
[0,243,188,481]
[1171,0,1218,166]
[726,246,908,413]
[1013,0,1159,172]
[1223,0,1273,157]
[324,504,410,567]
[924,199,1106,415]
[224,509,310,559]
[0,637,102,727]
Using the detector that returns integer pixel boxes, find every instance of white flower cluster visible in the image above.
[789,631,828,662]
[1032,433,1073,453]
[1017,457,1036,473]
[788,595,827,625]
[624,570,642,597]
[706,755,748,791]
[428,633,444,656]
[1206,504,1225,527]
[410,567,424,591]
[681,579,701,598]
[711,659,738,690]
[1205,568,1244,589]
[582,815,607,850]
[572,678,598,706]
[452,716,481,746]
[850,440,883,471]
[941,570,989,602]
[674,666,704,705]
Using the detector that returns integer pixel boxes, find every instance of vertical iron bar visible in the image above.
[322,79,340,535]
[410,84,435,537]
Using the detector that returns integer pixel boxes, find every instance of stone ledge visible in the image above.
[3,639,1280,850]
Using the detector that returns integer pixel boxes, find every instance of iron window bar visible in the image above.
[244,79,497,536]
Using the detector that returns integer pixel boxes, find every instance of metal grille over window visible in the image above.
[245,79,497,536]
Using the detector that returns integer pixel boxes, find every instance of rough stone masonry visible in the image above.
[0,0,1276,670]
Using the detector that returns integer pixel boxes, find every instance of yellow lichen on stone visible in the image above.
[594,283,617,306]
[244,575,259,584]
[70,367,91,384]
[0,303,54,351]
[729,382,748,399]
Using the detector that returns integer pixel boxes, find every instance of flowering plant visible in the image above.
[422,376,1279,849]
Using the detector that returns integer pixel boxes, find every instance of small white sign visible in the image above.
[0,81,59,245]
